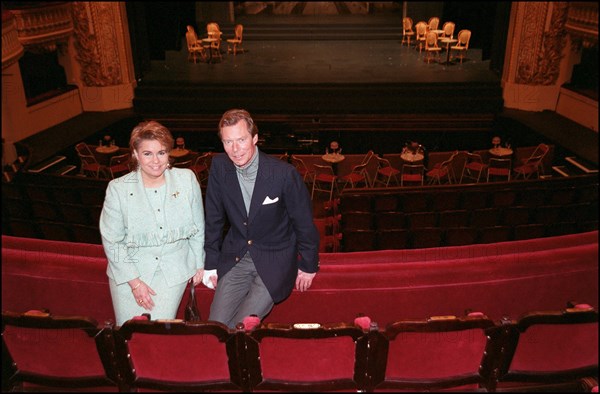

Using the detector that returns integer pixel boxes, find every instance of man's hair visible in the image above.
[218,109,258,139]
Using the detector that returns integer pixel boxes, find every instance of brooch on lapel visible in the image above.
[172,191,180,198]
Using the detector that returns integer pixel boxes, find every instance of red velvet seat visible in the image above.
[444,226,479,246]
[341,211,374,230]
[372,314,498,391]
[376,229,410,250]
[470,207,501,228]
[438,209,470,229]
[411,227,444,248]
[373,193,399,212]
[341,229,377,252]
[491,304,598,391]
[245,322,370,392]
[114,319,248,391]
[1,310,120,392]
[375,211,406,230]
[407,211,438,230]
[502,206,531,226]
[339,193,373,213]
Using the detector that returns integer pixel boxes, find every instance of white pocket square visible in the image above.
[262,196,279,205]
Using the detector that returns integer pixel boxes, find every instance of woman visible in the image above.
[100,120,205,325]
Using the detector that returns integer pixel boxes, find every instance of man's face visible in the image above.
[221,121,258,167]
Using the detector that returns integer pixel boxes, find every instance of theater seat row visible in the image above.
[3,304,597,392]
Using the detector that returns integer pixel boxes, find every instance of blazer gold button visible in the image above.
[235,257,240,262]
[247,240,252,245]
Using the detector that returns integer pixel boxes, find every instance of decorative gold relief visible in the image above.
[516,2,569,86]
[71,2,122,87]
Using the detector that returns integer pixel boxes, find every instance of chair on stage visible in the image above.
[185,25,206,63]
[205,22,223,62]
[75,142,103,178]
[227,24,245,55]
[427,16,440,31]
[490,303,598,392]
[451,29,471,63]
[373,313,498,391]
[401,17,415,46]
[414,21,428,53]
[245,322,370,392]
[190,152,211,186]
[373,156,401,187]
[439,21,456,40]
[290,155,315,185]
[424,31,442,63]
[487,158,511,182]
[426,152,455,184]
[172,159,192,169]
[513,143,549,180]
[400,164,424,186]
[312,164,338,201]
[339,150,374,190]
[460,152,487,183]
[107,152,131,179]
[113,319,249,392]
[2,310,120,392]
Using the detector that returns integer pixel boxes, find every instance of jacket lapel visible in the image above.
[248,153,274,224]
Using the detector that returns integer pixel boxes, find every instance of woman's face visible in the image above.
[133,139,170,181]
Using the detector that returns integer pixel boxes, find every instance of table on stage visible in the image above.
[322,153,345,164]
[400,151,424,163]
[95,145,120,165]
[170,148,190,158]
[439,38,458,66]
[489,147,513,157]
[322,153,345,175]
[201,38,218,63]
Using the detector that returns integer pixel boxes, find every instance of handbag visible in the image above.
[184,279,202,322]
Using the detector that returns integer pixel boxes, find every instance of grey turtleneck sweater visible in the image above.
[235,148,259,215]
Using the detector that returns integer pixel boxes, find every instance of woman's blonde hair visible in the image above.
[129,120,174,169]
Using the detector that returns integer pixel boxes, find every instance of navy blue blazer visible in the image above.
[204,150,320,303]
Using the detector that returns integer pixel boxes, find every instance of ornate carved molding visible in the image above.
[565,2,598,50]
[2,11,25,69]
[71,2,122,87]
[6,2,73,53]
[516,2,568,86]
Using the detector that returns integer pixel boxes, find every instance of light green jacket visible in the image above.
[100,167,205,286]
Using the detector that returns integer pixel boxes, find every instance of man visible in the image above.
[203,109,320,328]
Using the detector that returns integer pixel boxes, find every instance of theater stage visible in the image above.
[134,23,503,115]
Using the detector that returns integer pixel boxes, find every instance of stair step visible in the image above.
[27,156,66,173]
[50,164,77,176]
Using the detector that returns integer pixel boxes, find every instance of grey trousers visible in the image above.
[208,253,274,329]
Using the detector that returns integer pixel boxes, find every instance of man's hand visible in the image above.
[295,269,316,292]
[202,269,218,289]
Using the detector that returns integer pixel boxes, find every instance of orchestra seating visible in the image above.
[2,232,597,391]
[336,173,598,251]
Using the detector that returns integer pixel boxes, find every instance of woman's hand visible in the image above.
[192,268,204,286]
[130,279,156,310]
